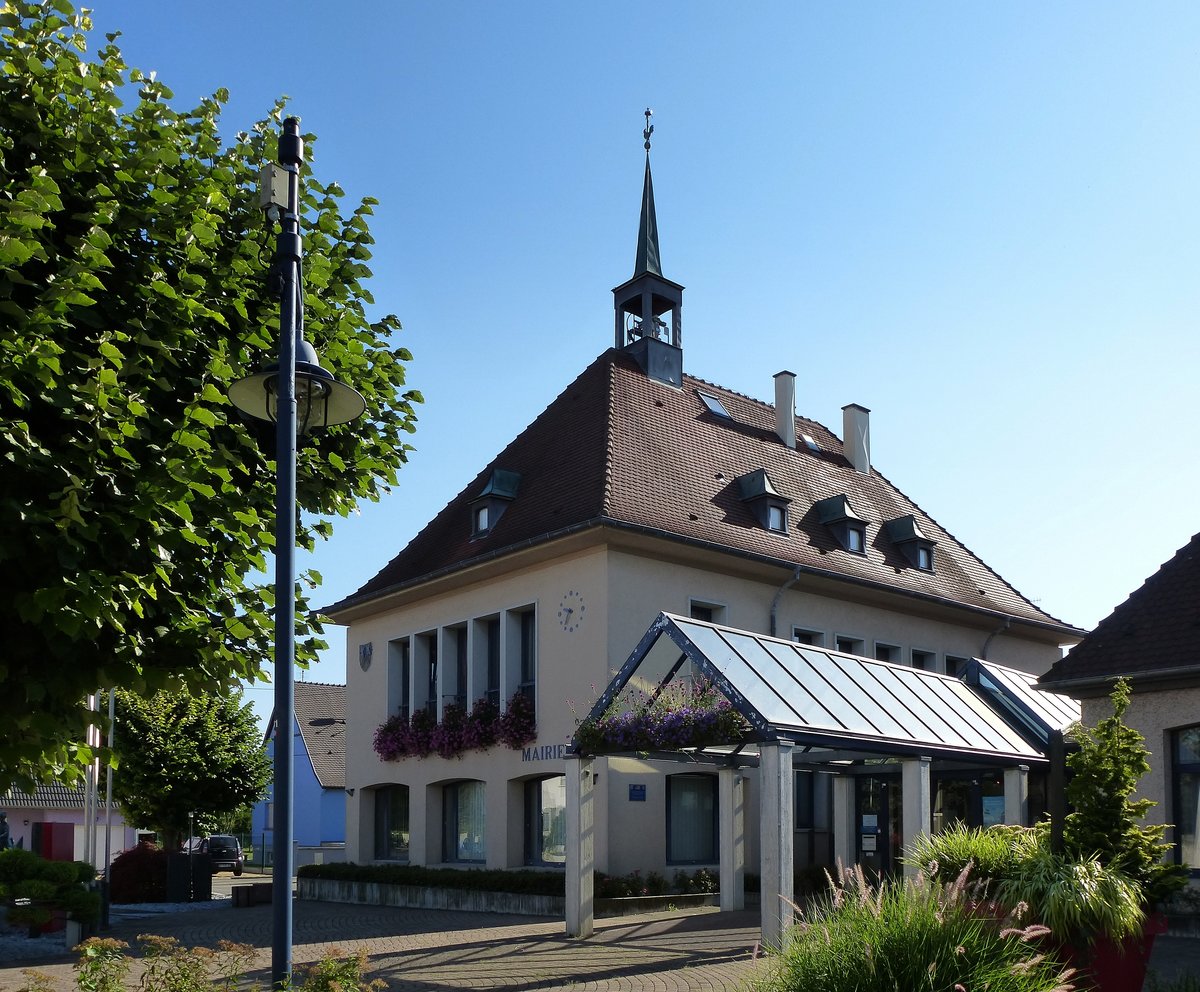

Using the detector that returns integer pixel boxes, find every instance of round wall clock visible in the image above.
[558,590,586,633]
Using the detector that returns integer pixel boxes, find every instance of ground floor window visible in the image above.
[1173,725,1200,873]
[524,776,566,866]
[667,773,717,864]
[444,780,486,863]
[374,785,409,861]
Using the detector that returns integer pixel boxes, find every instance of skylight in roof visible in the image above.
[802,433,821,453]
[697,391,732,419]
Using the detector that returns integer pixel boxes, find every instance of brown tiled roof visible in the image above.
[331,349,1073,632]
[294,682,346,790]
[0,783,109,810]
[1041,532,1200,689]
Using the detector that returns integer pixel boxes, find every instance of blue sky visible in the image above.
[86,2,1200,726]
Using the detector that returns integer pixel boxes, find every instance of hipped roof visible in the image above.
[1041,531,1200,693]
[329,349,1075,635]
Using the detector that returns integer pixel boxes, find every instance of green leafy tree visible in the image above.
[113,687,271,848]
[1064,678,1189,905]
[0,1,420,789]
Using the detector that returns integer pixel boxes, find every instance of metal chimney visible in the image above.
[842,403,871,474]
[774,371,796,449]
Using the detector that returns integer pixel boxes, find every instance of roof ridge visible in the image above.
[294,681,346,690]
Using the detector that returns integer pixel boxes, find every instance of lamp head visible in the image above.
[228,340,366,434]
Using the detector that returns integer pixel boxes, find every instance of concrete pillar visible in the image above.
[565,756,594,938]
[1004,765,1029,826]
[832,774,856,869]
[901,757,931,880]
[719,766,745,911]
[759,743,794,948]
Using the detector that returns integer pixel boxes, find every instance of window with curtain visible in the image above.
[524,776,566,866]
[445,780,486,863]
[1173,726,1200,874]
[373,785,409,861]
[667,773,718,864]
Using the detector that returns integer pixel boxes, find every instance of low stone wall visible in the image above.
[299,878,734,918]
[298,876,564,917]
[595,893,719,917]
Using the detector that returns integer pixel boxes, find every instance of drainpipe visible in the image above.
[980,619,1011,660]
[769,567,804,637]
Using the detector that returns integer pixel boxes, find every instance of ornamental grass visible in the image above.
[753,863,1077,992]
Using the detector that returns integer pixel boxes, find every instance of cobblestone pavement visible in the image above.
[1,901,771,992]
[6,900,1199,992]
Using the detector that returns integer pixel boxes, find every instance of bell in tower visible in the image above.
[613,109,685,387]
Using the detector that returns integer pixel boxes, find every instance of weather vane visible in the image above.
[643,108,654,151]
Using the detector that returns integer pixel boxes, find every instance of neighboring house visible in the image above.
[1040,531,1200,877]
[251,681,347,866]
[326,136,1083,880]
[0,783,139,866]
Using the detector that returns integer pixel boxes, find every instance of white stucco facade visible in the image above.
[340,529,1070,876]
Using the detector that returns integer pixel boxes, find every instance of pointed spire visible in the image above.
[633,109,662,278]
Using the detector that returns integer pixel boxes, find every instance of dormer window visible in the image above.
[736,469,790,535]
[885,514,936,571]
[847,524,865,553]
[767,503,786,533]
[814,494,870,555]
[470,469,521,539]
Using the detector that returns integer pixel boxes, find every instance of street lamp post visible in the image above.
[229,117,365,989]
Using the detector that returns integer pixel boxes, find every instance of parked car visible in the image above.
[200,834,244,876]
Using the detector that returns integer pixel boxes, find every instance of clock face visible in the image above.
[558,590,585,633]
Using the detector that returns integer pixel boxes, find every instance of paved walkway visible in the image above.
[1,901,770,991]
[6,898,1199,991]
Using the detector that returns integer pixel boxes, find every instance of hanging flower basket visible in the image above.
[574,681,751,755]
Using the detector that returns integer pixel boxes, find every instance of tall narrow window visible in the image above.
[374,785,410,861]
[450,626,468,709]
[667,774,718,864]
[1173,726,1200,873]
[486,617,501,707]
[444,781,486,863]
[519,610,536,705]
[387,639,411,722]
[524,776,566,866]
[424,633,438,715]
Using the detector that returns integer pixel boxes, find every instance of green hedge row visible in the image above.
[298,862,566,896]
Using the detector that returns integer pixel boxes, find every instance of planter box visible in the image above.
[299,877,564,917]
[299,878,727,919]
[594,893,718,917]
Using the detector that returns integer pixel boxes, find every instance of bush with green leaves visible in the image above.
[908,823,1144,947]
[298,861,566,896]
[1063,678,1188,906]
[753,863,1077,992]
[907,821,1031,888]
[0,847,98,928]
[0,0,420,791]
[18,936,380,992]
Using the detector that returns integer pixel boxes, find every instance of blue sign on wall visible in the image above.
[629,784,646,802]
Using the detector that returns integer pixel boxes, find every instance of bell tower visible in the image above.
[613,109,684,387]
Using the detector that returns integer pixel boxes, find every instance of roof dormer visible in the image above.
[470,469,520,539]
[815,494,870,554]
[737,469,790,534]
[885,514,936,571]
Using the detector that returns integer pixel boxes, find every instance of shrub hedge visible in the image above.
[298,862,566,896]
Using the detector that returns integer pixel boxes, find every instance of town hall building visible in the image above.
[326,118,1083,916]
